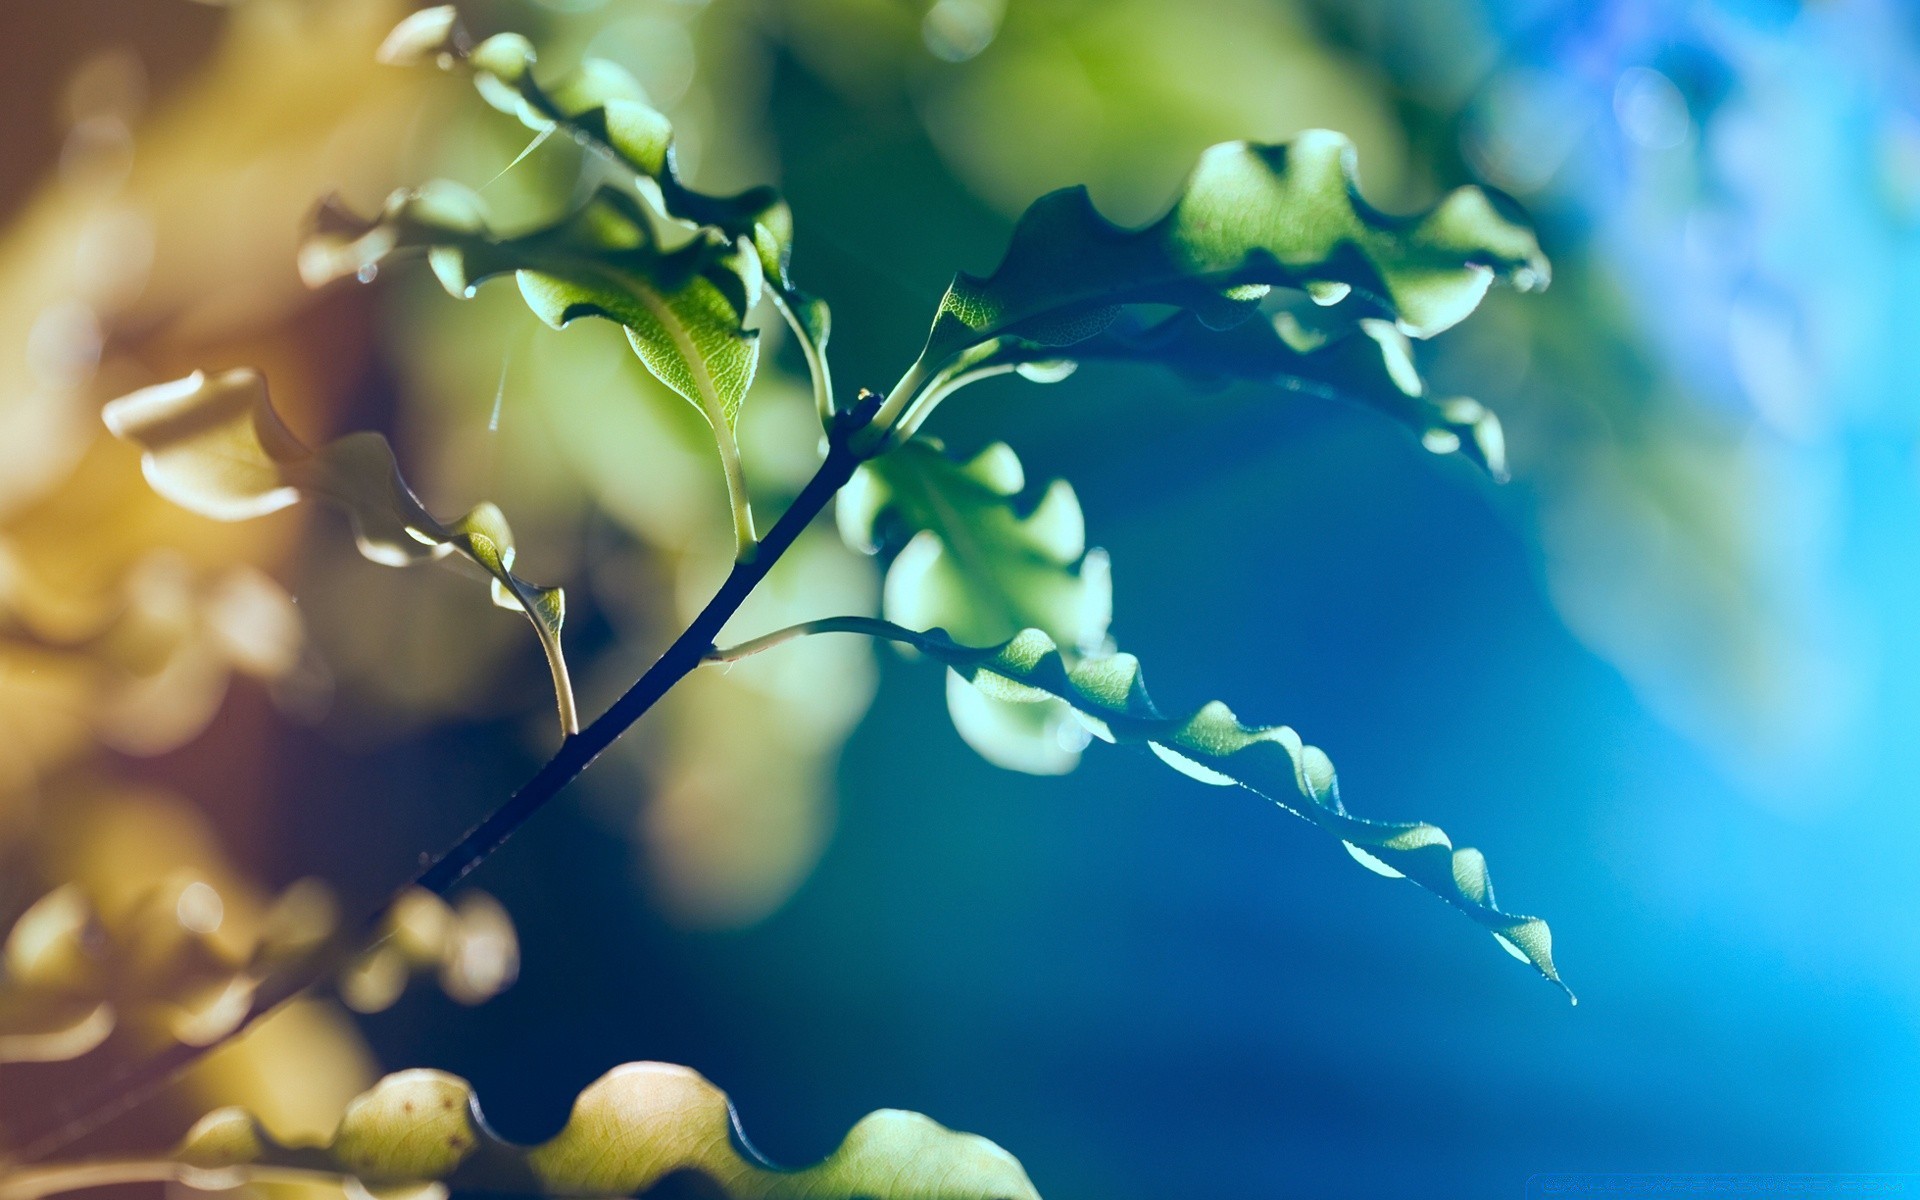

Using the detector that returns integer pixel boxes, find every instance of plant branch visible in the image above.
[704,615,910,664]
[2,413,870,1167]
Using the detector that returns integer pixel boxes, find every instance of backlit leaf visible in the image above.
[379,7,834,423]
[870,130,1547,448]
[837,439,1108,772]
[101,368,577,733]
[301,183,760,437]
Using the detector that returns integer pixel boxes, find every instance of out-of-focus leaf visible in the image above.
[1,533,309,762]
[101,368,576,733]
[340,889,519,1013]
[837,440,1108,773]
[872,130,1547,447]
[0,786,380,1143]
[0,875,516,1064]
[799,623,1569,995]
[380,7,835,422]
[9,1062,1039,1200]
[639,524,878,926]
[906,0,1415,223]
[0,877,301,1063]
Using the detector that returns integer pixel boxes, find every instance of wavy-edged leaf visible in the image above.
[837,441,1108,650]
[8,1062,1038,1200]
[816,623,1568,995]
[871,130,1547,447]
[378,7,834,423]
[302,183,760,437]
[837,440,1108,772]
[101,368,577,733]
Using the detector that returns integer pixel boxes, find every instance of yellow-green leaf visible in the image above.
[9,1062,1039,1200]
[302,184,760,437]
[378,7,834,423]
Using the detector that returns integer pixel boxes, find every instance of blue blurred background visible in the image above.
[7,0,1920,1196]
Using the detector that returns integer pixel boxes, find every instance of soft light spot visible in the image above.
[587,17,695,108]
[176,881,225,935]
[1613,67,1691,151]
[73,205,154,309]
[64,47,147,126]
[207,567,304,678]
[1461,68,1589,194]
[59,116,135,189]
[26,300,102,390]
[923,0,1004,62]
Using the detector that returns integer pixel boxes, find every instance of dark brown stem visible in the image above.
[6,417,869,1165]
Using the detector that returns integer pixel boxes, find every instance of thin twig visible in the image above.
[4,416,869,1166]
[703,615,911,663]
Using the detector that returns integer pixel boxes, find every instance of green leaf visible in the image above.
[303,179,764,554]
[837,440,1109,773]
[838,441,1107,650]
[869,130,1547,448]
[798,623,1570,996]
[101,368,578,734]
[379,7,835,424]
[11,1062,1039,1200]
[302,182,760,437]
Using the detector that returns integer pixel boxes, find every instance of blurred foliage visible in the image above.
[0,861,514,1065]
[0,0,447,1171]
